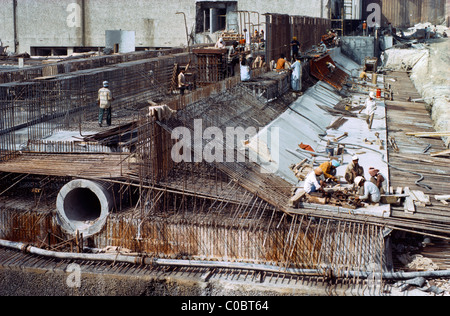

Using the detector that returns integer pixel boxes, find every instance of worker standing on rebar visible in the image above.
[243,28,251,50]
[290,55,302,92]
[290,36,300,61]
[362,21,367,36]
[178,69,189,95]
[227,41,239,76]
[240,57,251,82]
[97,81,114,127]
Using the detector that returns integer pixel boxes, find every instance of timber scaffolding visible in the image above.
[0,45,449,284]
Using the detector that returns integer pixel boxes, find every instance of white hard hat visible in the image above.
[354,176,364,186]
[369,91,375,98]
[352,155,359,161]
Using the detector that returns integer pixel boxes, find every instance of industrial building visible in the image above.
[1,0,447,55]
[0,0,449,297]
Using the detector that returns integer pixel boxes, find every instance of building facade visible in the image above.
[0,0,329,55]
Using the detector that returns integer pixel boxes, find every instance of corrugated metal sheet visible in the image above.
[362,0,446,28]
[248,80,342,184]
[310,54,349,91]
[266,14,331,63]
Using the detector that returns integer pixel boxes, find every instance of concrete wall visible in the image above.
[0,0,330,54]
[340,36,375,65]
[0,0,15,51]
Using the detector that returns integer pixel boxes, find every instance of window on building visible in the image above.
[195,1,238,34]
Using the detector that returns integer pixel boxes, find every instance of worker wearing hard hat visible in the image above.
[355,176,381,204]
[290,36,300,60]
[304,167,326,194]
[215,37,225,49]
[97,80,114,127]
[362,21,367,36]
[359,91,377,130]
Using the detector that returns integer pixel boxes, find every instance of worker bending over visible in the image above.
[369,167,386,194]
[304,167,325,194]
[355,176,381,204]
[319,159,340,183]
[276,54,286,72]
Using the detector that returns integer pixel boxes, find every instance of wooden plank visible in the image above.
[411,190,431,205]
[430,149,450,157]
[403,187,416,214]
[405,131,450,137]
[289,190,307,207]
[435,195,450,201]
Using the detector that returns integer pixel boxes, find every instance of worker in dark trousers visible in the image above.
[97,81,114,127]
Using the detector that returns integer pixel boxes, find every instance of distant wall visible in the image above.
[361,0,447,28]
[0,0,331,55]
[340,36,375,65]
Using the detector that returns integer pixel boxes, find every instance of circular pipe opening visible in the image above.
[64,188,102,222]
[56,180,112,236]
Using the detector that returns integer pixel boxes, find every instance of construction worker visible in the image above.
[97,81,114,127]
[215,38,225,49]
[178,69,189,95]
[275,54,286,72]
[318,41,327,53]
[290,55,302,91]
[345,155,364,185]
[362,21,367,36]
[243,28,251,50]
[368,167,386,194]
[359,71,368,81]
[326,61,336,74]
[227,41,239,76]
[304,167,325,194]
[359,91,377,130]
[355,176,381,204]
[319,159,340,183]
[290,36,300,60]
[240,57,251,82]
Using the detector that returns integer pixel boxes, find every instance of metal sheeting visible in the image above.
[361,0,446,28]
[248,81,342,184]
[310,54,349,90]
[266,14,331,63]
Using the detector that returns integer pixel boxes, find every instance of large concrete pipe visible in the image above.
[56,179,113,237]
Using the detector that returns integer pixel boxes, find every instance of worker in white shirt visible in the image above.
[359,91,377,130]
[318,41,327,53]
[355,176,381,203]
[215,38,225,49]
[304,167,325,194]
[240,58,251,82]
[178,69,189,95]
